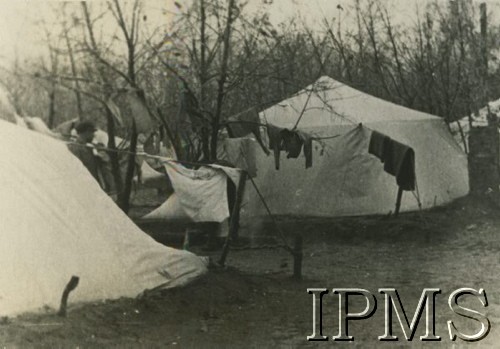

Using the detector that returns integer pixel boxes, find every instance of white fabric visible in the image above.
[243,76,469,217]
[54,118,78,137]
[0,119,207,316]
[93,129,127,148]
[139,160,165,183]
[152,162,230,223]
[24,116,59,138]
[210,164,241,186]
[143,193,191,221]
[164,162,230,222]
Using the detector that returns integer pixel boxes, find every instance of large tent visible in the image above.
[449,96,500,152]
[0,119,207,316]
[242,76,469,217]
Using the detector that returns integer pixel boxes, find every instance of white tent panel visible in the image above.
[0,120,207,316]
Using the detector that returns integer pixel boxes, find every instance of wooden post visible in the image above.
[480,3,492,125]
[468,127,499,195]
[394,186,403,217]
[219,171,247,266]
[58,276,79,317]
[293,234,303,280]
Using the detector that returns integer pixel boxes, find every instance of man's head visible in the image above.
[74,120,97,143]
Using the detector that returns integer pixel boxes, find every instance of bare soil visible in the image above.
[1,195,500,348]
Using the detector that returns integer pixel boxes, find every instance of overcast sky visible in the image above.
[0,0,173,67]
[0,0,499,68]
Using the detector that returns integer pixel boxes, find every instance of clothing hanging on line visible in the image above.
[267,124,314,170]
[368,130,416,191]
[162,162,231,222]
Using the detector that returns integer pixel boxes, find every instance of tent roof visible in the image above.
[261,76,440,130]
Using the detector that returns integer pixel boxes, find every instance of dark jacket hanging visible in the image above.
[369,130,416,191]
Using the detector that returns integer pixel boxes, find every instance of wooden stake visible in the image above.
[395,186,403,217]
[219,171,247,266]
[58,276,79,317]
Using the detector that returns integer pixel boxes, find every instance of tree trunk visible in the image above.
[47,87,56,128]
[210,0,236,160]
[118,121,138,213]
[63,17,83,120]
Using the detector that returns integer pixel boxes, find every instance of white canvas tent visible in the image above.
[449,96,500,152]
[242,76,469,217]
[0,119,207,316]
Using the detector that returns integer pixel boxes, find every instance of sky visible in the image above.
[0,0,175,67]
[0,0,499,68]
[246,0,500,32]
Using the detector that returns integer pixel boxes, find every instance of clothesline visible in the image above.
[65,127,422,216]
[223,120,343,142]
[63,123,346,170]
[62,140,241,171]
[66,137,292,250]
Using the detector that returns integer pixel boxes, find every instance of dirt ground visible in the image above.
[1,195,500,348]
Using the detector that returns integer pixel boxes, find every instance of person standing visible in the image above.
[67,120,100,180]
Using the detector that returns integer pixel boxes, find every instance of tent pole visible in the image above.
[219,171,247,266]
[395,186,403,217]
